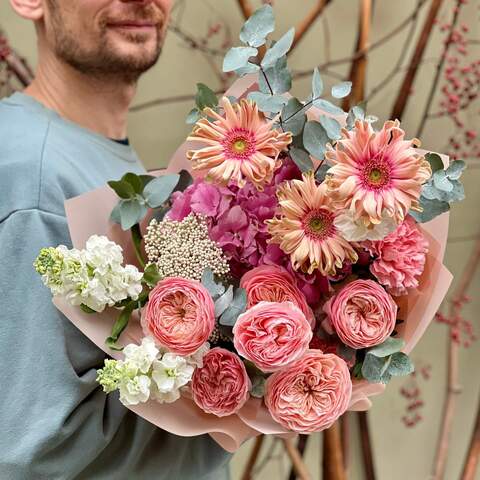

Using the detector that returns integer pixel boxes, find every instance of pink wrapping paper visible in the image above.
[56,76,452,452]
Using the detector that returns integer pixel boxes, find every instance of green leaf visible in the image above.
[195,83,218,110]
[319,115,342,140]
[281,97,306,136]
[409,196,450,223]
[250,375,266,398]
[139,175,155,188]
[122,173,143,195]
[143,174,180,208]
[313,98,344,116]
[219,288,248,327]
[215,285,234,317]
[110,202,122,225]
[223,46,258,72]
[239,4,275,47]
[131,223,145,268]
[143,264,161,287]
[388,352,415,377]
[331,81,352,99]
[361,353,392,383]
[247,91,288,113]
[425,152,444,173]
[106,302,136,350]
[258,56,292,94]
[107,180,135,199]
[289,147,314,172]
[368,337,405,358]
[119,199,148,230]
[80,303,96,314]
[261,28,295,69]
[446,159,466,180]
[352,362,364,379]
[201,268,225,299]
[186,108,201,125]
[303,120,329,159]
[312,67,323,98]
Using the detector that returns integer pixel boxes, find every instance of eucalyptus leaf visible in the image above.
[281,98,306,136]
[303,120,329,159]
[361,354,392,383]
[223,46,258,72]
[186,108,201,125]
[214,285,234,317]
[121,173,144,194]
[172,169,194,194]
[110,202,122,225]
[248,91,288,113]
[409,196,450,223]
[250,375,266,398]
[313,98,344,116]
[108,179,135,199]
[219,288,247,327]
[201,268,225,299]
[425,152,444,173]
[239,4,275,47]
[319,115,342,140]
[119,199,148,231]
[139,175,155,188]
[289,147,314,173]
[195,83,218,111]
[433,170,453,192]
[261,28,295,69]
[446,159,466,180]
[368,337,405,358]
[388,352,415,377]
[235,62,260,76]
[312,67,323,98]
[258,56,291,94]
[331,81,352,99]
[143,174,180,208]
[352,104,366,120]
[315,163,330,182]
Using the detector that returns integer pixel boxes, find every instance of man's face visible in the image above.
[42,0,172,81]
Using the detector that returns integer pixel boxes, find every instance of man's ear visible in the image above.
[9,0,44,21]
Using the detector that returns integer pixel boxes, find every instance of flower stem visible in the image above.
[131,224,146,269]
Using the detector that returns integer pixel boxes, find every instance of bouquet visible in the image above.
[34,6,464,451]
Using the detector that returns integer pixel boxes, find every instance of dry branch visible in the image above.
[390,0,444,120]
[241,435,265,480]
[358,411,376,480]
[323,421,346,480]
[461,393,480,480]
[282,438,311,480]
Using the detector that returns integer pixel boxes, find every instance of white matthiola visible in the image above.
[34,235,143,312]
[151,353,194,404]
[334,210,397,242]
[118,374,152,406]
[123,337,159,374]
[186,342,210,368]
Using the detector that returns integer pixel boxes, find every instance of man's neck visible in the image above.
[24,53,136,140]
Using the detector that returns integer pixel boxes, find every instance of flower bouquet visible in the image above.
[35,6,464,451]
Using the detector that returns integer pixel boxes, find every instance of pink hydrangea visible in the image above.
[362,217,429,296]
[168,159,330,305]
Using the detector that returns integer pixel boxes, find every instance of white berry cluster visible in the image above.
[144,213,230,281]
[34,235,143,312]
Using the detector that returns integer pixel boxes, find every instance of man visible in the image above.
[0,1,231,478]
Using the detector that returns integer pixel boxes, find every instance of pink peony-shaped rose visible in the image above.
[265,350,352,433]
[191,347,250,417]
[233,301,313,372]
[240,265,315,327]
[323,279,397,349]
[362,217,429,296]
[142,277,215,355]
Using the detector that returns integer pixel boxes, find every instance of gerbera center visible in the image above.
[223,127,257,160]
[363,160,391,190]
[303,208,335,240]
[232,139,248,153]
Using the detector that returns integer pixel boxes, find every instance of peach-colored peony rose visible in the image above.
[323,279,397,349]
[191,347,250,417]
[142,277,215,355]
[362,217,429,296]
[265,350,352,433]
[233,301,313,372]
[240,265,315,327]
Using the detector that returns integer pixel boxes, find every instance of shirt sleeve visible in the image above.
[0,208,230,480]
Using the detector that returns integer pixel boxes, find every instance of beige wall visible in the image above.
[1,1,479,478]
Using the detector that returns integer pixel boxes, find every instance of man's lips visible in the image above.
[107,21,158,29]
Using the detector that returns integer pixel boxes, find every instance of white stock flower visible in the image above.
[85,235,124,275]
[123,337,159,374]
[151,353,194,404]
[118,374,151,406]
[334,210,397,242]
[186,342,210,368]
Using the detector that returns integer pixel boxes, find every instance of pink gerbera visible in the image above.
[325,119,431,225]
[186,97,292,190]
[267,172,358,276]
